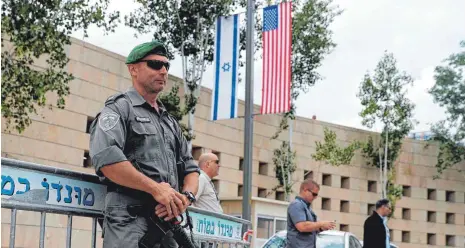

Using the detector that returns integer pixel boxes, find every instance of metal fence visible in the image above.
[1,158,251,248]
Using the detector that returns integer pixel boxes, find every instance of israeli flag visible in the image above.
[211,14,240,121]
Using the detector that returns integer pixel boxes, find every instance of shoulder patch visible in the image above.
[99,112,120,131]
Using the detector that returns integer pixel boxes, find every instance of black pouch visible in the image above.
[130,204,168,248]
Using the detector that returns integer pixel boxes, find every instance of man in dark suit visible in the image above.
[363,199,392,248]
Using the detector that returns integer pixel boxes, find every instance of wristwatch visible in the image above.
[182,191,196,205]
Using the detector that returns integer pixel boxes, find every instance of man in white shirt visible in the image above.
[193,152,223,213]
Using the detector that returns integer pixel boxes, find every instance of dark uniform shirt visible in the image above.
[287,196,318,248]
[89,86,199,192]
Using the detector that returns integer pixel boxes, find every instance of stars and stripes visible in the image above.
[261,2,292,115]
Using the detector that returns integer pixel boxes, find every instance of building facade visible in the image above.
[1,38,464,248]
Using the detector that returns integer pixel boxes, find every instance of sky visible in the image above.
[71,0,465,134]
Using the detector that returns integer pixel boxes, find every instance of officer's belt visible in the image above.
[107,184,153,201]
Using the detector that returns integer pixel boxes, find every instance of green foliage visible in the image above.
[430,124,464,179]
[357,51,415,200]
[273,141,297,195]
[385,168,403,218]
[358,52,416,169]
[312,128,362,166]
[271,105,296,139]
[158,84,195,141]
[429,40,465,178]
[1,0,120,133]
[291,0,342,97]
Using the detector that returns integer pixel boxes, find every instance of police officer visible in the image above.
[89,40,200,248]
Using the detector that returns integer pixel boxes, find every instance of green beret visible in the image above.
[125,40,168,64]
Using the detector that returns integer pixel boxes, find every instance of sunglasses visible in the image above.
[140,59,170,71]
[306,189,318,197]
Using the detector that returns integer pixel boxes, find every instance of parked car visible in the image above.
[261,230,363,248]
[359,241,399,248]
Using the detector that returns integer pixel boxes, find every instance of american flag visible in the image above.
[261,2,292,115]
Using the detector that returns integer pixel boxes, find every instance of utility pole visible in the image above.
[242,0,255,232]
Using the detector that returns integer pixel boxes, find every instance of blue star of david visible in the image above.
[222,62,231,72]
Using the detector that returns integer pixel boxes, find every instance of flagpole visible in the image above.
[242,0,255,233]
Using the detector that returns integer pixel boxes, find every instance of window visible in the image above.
[349,236,362,248]
[402,185,411,197]
[275,191,285,201]
[86,116,95,133]
[341,177,350,189]
[427,189,436,200]
[275,219,287,233]
[402,231,410,243]
[317,235,344,248]
[256,217,287,240]
[262,236,286,248]
[322,198,331,210]
[239,158,244,171]
[368,181,377,193]
[304,170,313,180]
[259,162,268,176]
[340,224,349,232]
[238,184,243,197]
[322,174,332,186]
[446,213,455,224]
[367,204,375,215]
[427,233,436,245]
[427,211,436,222]
[446,191,455,202]
[258,188,267,198]
[340,200,349,213]
[83,151,92,167]
[257,217,274,239]
[402,208,411,220]
[446,235,455,246]
[212,151,221,160]
[192,146,203,160]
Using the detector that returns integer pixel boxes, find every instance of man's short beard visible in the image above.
[143,84,163,94]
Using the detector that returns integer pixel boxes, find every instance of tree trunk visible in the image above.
[379,157,383,198]
[187,113,194,150]
[383,128,389,199]
[285,147,291,201]
[279,158,287,200]
[178,14,211,151]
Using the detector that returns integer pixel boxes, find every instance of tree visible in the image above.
[268,0,342,200]
[270,141,297,201]
[312,128,362,166]
[125,0,244,143]
[357,52,416,208]
[429,40,465,179]
[1,0,120,134]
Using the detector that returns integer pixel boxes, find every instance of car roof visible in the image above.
[359,240,398,247]
[319,230,346,236]
[274,230,347,237]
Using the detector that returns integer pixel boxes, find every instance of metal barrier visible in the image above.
[1,158,251,248]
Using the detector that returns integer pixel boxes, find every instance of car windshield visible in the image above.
[316,234,345,248]
[262,232,345,248]
[262,233,286,248]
